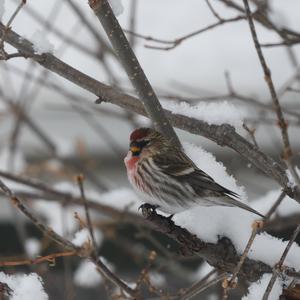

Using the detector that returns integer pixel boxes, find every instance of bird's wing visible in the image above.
[152,152,239,199]
[152,152,265,218]
[154,153,264,218]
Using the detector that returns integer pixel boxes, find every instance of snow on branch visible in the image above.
[242,274,283,300]
[162,100,247,127]
[28,30,54,55]
[108,0,124,16]
[0,272,48,300]
[138,143,300,297]
[142,205,270,279]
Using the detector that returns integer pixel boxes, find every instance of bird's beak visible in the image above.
[130,141,141,156]
[130,146,141,153]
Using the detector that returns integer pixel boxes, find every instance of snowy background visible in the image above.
[0,0,300,299]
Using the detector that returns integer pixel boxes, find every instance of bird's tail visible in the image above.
[214,196,265,218]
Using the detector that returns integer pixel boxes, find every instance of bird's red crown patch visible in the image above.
[130,128,149,141]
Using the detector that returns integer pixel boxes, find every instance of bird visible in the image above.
[124,127,264,218]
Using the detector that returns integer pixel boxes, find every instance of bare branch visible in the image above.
[140,206,271,282]
[0,170,141,225]
[222,221,263,298]
[0,251,76,267]
[242,0,300,185]
[88,0,180,147]
[242,123,259,148]
[126,15,245,51]
[0,0,26,59]
[178,272,227,300]
[264,192,286,220]
[76,175,98,255]
[1,22,299,202]
[0,179,139,298]
[205,0,223,21]
[262,224,300,300]
[0,179,78,251]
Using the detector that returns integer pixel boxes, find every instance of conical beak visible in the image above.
[130,146,141,153]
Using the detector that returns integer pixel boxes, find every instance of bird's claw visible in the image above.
[139,203,158,217]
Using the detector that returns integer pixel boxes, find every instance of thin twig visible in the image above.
[222,221,263,299]
[135,250,157,292]
[76,175,97,255]
[205,0,223,21]
[177,269,217,300]
[126,15,244,51]
[0,179,139,298]
[0,251,76,267]
[178,272,227,300]
[65,0,112,55]
[0,179,78,251]
[242,0,300,185]
[224,71,300,120]
[264,191,286,220]
[285,269,300,279]
[287,87,300,93]
[262,224,300,300]
[242,123,259,148]
[230,223,260,282]
[0,170,141,224]
[0,0,26,49]
[11,0,101,59]
[222,191,288,297]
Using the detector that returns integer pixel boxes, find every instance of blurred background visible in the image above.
[0,0,300,299]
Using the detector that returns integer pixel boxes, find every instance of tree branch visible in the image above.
[0,251,76,267]
[127,15,244,51]
[0,179,138,298]
[262,224,300,300]
[140,207,271,282]
[1,22,299,202]
[88,0,180,147]
[0,170,141,225]
[242,0,300,186]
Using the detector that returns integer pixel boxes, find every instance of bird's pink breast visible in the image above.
[124,151,139,174]
[124,151,146,192]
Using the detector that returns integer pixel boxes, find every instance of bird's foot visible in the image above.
[139,203,159,217]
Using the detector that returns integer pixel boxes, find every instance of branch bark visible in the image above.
[88,0,180,147]
[0,171,297,288]
[262,224,300,300]
[140,207,271,282]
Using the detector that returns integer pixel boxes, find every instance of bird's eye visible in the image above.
[143,140,150,146]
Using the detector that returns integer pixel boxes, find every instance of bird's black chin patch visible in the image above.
[132,151,141,157]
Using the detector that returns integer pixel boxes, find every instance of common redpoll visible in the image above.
[124,127,264,218]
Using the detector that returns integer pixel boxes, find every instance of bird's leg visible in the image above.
[139,203,159,217]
